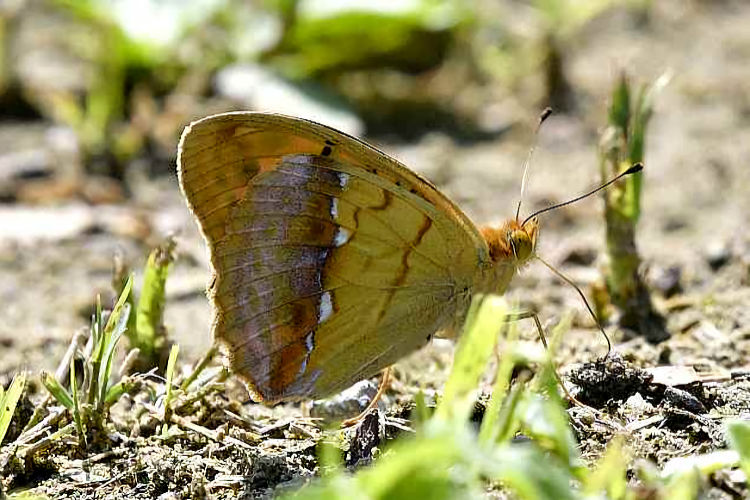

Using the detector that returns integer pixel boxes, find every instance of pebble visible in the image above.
[650,265,683,297]
[624,392,654,413]
[705,241,731,271]
[664,386,707,414]
[309,379,379,421]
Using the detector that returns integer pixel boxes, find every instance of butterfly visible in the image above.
[177,112,542,404]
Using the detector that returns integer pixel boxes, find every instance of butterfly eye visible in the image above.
[506,230,518,259]
[510,230,534,262]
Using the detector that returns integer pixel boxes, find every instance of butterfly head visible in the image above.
[508,217,539,263]
[481,217,539,267]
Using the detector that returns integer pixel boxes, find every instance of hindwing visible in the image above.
[177,112,491,402]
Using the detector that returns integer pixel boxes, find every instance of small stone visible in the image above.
[650,265,683,297]
[693,321,727,345]
[705,241,731,271]
[560,246,597,266]
[624,392,654,413]
[663,386,706,414]
[310,379,379,421]
[661,216,688,233]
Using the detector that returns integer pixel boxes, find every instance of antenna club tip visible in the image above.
[539,107,553,123]
[625,162,644,175]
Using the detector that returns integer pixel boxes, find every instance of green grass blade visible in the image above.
[98,302,131,406]
[582,436,627,498]
[494,381,525,443]
[41,371,74,410]
[727,420,750,479]
[88,295,104,376]
[103,275,133,345]
[479,317,520,445]
[94,294,103,344]
[350,425,478,499]
[70,358,86,447]
[180,345,217,391]
[488,444,576,500]
[608,73,630,134]
[105,379,134,405]
[660,450,738,499]
[164,344,179,405]
[0,373,26,446]
[91,275,133,405]
[87,275,133,405]
[112,253,138,352]
[412,389,431,429]
[662,449,739,478]
[519,391,578,468]
[318,439,345,479]
[162,343,179,432]
[435,295,507,424]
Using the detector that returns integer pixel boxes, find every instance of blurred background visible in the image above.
[1,0,749,376]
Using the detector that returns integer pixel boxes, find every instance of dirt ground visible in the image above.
[2,1,750,498]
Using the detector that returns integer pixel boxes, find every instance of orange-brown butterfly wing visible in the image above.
[177,112,490,402]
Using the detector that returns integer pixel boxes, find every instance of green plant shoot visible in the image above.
[598,72,669,342]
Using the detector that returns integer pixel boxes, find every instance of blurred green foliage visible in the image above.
[2,286,748,496]
[19,0,166,155]
[284,295,748,499]
[0,0,652,175]
[263,0,469,77]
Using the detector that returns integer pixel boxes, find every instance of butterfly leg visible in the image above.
[341,367,392,427]
[499,310,592,409]
[502,310,549,349]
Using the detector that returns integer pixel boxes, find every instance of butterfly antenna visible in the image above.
[522,163,643,226]
[515,107,553,222]
[535,255,612,357]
